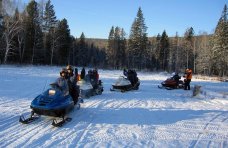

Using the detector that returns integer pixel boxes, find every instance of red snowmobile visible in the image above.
[158,76,184,90]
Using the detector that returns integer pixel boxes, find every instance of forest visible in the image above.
[0,0,227,76]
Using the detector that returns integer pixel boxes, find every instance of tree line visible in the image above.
[106,6,227,76]
[0,0,105,67]
[0,0,227,76]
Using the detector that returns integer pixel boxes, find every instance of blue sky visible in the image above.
[22,0,227,39]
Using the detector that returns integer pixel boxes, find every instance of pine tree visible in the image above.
[55,18,71,65]
[0,0,3,27]
[43,0,57,64]
[43,0,57,32]
[114,26,120,68]
[11,8,23,63]
[184,27,194,69]
[119,28,127,68]
[24,0,43,64]
[107,26,127,69]
[128,7,148,69]
[107,26,115,67]
[160,30,169,71]
[212,4,228,76]
[174,32,180,72]
[154,33,161,70]
[168,32,181,72]
[78,32,88,66]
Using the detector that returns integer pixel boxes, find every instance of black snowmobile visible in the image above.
[110,76,140,92]
[19,83,83,127]
[158,76,184,90]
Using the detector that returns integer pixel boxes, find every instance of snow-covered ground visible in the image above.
[0,65,227,148]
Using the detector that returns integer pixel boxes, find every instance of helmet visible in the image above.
[66,65,72,70]
[66,65,74,74]
[60,68,67,76]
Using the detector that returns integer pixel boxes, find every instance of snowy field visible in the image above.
[0,65,227,148]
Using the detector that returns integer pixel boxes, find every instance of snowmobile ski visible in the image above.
[158,85,175,90]
[52,117,72,127]
[158,85,164,89]
[110,88,127,93]
[110,86,138,93]
[19,112,40,124]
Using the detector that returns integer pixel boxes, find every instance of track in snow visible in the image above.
[0,66,228,147]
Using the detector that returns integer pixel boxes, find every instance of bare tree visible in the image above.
[2,0,16,16]
[3,16,21,63]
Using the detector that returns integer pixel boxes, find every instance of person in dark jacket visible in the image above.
[55,68,69,95]
[66,65,79,105]
[172,72,181,88]
[127,69,138,86]
[74,67,79,82]
[81,67,85,80]
[123,68,128,77]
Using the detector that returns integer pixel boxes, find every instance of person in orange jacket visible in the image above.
[184,68,192,90]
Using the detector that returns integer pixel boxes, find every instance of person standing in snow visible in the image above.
[91,68,99,89]
[183,68,192,90]
[74,67,79,82]
[66,65,79,105]
[81,67,85,80]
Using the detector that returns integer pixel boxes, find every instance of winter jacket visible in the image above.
[81,68,85,79]
[56,77,69,95]
[173,74,181,81]
[186,69,192,80]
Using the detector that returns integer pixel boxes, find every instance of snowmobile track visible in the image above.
[190,112,228,148]
[0,117,52,147]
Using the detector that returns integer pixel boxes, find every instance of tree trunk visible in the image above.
[3,37,9,64]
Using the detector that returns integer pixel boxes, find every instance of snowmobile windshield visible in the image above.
[50,83,61,90]
[49,83,67,94]
[115,76,131,86]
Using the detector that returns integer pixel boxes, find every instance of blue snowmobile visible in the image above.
[19,83,82,127]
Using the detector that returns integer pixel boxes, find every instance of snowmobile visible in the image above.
[77,79,103,98]
[158,77,184,90]
[19,83,82,127]
[110,76,140,92]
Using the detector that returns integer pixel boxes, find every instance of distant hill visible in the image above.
[85,34,213,50]
[85,37,159,49]
[85,38,108,49]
